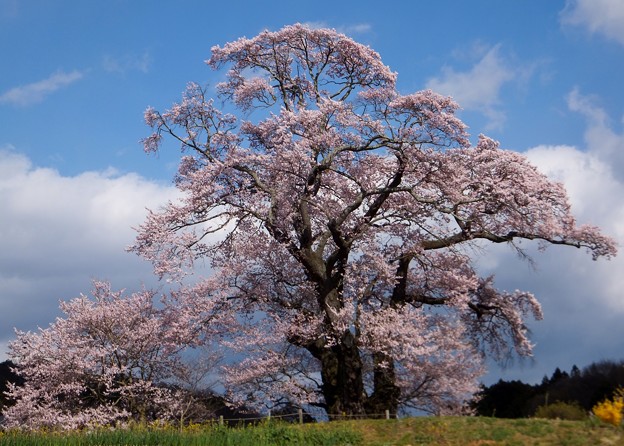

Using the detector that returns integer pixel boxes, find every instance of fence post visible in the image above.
[267,410,271,421]
[385,409,390,420]
[219,415,224,426]
[298,408,303,424]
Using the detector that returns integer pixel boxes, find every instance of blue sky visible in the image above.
[1,0,624,386]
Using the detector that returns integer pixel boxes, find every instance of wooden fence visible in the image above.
[214,409,396,425]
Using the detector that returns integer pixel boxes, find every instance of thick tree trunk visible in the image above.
[317,331,367,418]
[299,246,400,418]
[365,351,401,416]
[303,314,401,418]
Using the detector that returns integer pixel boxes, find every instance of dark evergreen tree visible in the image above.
[473,379,540,418]
[0,360,24,412]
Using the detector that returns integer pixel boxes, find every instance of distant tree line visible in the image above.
[474,360,624,417]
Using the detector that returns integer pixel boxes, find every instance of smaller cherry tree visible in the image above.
[2,281,217,430]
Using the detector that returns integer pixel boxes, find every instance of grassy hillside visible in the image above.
[337,416,623,445]
[0,416,622,445]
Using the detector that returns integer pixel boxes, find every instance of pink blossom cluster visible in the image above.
[2,281,215,430]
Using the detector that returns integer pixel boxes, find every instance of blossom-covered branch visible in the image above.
[130,24,616,417]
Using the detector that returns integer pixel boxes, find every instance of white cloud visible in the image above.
[490,142,624,381]
[425,45,515,130]
[0,150,179,359]
[529,92,624,308]
[103,52,152,74]
[476,90,624,383]
[526,144,624,245]
[0,70,84,107]
[561,0,624,46]
[566,88,609,123]
[566,87,624,181]
[300,21,327,30]
[529,146,612,222]
[301,21,372,35]
[340,23,372,35]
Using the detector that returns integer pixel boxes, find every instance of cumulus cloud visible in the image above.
[481,142,624,383]
[425,45,515,130]
[478,90,624,383]
[525,144,624,299]
[561,0,624,46]
[528,88,624,311]
[0,149,179,359]
[0,70,84,106]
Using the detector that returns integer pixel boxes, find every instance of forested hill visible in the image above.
[474,360,624,417]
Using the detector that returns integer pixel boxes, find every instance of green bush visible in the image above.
[534,401,587,421]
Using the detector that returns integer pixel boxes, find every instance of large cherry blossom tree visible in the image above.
[133,24,616,417]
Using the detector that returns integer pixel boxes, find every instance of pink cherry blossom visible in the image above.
[3,281,219,430]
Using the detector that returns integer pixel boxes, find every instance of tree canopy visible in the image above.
[104,24,615,418]
[2,282,217,430]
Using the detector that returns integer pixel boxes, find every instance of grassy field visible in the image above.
[0,416,622,445]
[339,416,623,445]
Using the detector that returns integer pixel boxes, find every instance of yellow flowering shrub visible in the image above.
[593,388,624,426]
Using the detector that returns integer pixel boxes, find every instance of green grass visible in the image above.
[0,421,360,446]
[1,417,623,446]
[339,416,623,445]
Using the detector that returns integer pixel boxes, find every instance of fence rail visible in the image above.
[213,409,396,425]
